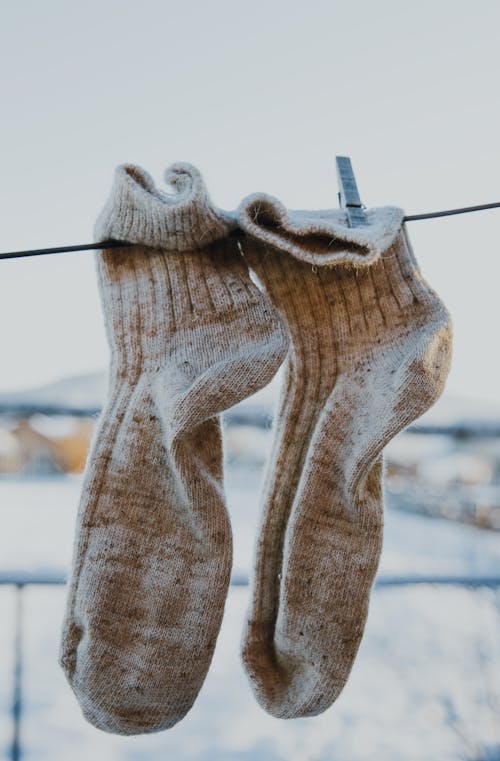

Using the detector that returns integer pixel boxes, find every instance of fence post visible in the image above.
[11,584,23,761]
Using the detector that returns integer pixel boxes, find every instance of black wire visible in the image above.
[2,200,500,261]
[0,239,132,261]
[404,200,500,221]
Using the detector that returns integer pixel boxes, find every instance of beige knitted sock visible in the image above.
[59,165,289,735]
[237,194,452,718]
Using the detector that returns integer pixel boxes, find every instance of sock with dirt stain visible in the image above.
[237,194,452,718]
[59,165,289,735]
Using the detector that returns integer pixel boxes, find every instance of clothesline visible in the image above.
[1,199,500,262]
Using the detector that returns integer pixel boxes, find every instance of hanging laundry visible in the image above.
[57,157,452,733]
[59,162,289,735]
[237,193,452,718]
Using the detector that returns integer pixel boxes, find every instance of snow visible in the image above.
[0,466,499,760]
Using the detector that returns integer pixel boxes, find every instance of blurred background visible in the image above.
[1,1,500,759]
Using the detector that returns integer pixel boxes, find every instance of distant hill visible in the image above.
[0,373,107,417]
[0,370,281,426]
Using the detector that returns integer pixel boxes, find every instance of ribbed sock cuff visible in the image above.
[95,162,238,251]
[238,192,404,267]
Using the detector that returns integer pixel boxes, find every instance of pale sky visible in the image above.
[1,0,499,402]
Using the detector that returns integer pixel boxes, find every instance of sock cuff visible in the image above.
[95,162,238,251]
[237,193,404,267]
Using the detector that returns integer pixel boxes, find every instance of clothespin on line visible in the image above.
[335,156,368,228]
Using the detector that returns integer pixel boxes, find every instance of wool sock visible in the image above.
[237,194,452,718]
[59,165,289,735]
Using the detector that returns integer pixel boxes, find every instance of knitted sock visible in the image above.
[59,165,289,735]
[237,195,452,718]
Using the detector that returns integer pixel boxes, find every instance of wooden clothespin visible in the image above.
[335,156,368,227]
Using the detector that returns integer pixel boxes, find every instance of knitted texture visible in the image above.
[237,194,452,719]
[59,164,289,735]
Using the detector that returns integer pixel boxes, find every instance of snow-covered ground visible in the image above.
[0,467,499,761]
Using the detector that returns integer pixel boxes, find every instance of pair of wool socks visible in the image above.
[59,163,289,734]
[237,195,452,719]
[60,162,452,734]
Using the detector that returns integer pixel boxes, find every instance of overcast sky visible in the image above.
[1,0,499,404]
